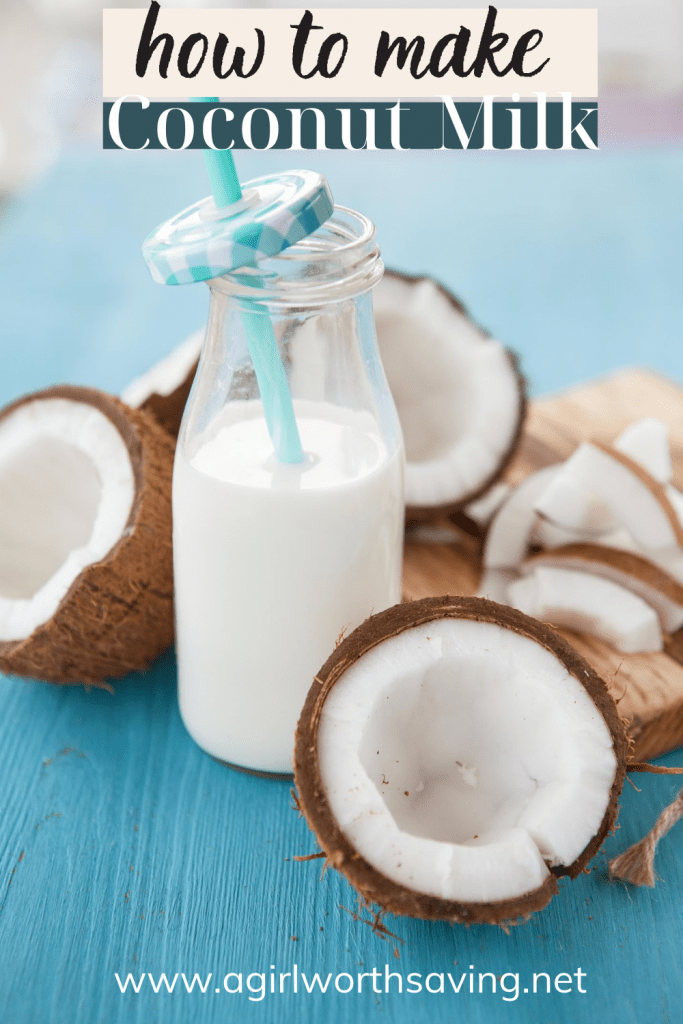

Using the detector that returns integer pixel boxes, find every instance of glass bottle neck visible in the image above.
[207,206,383,313]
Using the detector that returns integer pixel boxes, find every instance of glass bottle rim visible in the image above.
[207,205,383,309]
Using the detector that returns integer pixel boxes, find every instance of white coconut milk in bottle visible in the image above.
[173,207,404,775]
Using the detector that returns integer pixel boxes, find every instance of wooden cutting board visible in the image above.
[402,367,683,762]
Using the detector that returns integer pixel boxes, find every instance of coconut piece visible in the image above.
[121,329,203,437]
[550,442,683,556]
[615,418,672,484]
[523,544,683,633]
[294,596,626,925]
[667,485,683,525]
[507,567,662,654]
[534,472,616,536]
[483,466,559,569]
[661,558,683,585]
[533,420,674,540]
[586,527,643,557]
[373,270,526,523]
[0,386,175,684]
[464,481,511,528]
[590,521,683,587]
[476,568,520,603]
[661,489,683,582]
[530,517,600,550]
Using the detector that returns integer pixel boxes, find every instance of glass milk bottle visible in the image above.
[173,205,404,776]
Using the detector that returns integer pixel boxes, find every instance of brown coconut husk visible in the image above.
[294,595,628,927]
[140,358,198,439]
[375,270,528,527]
[0,385,175,686]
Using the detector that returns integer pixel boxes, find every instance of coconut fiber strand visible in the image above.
[610,765,683,887]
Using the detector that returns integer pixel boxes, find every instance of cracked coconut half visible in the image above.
[294,596,626,926]
[0,385,175,684]
[373,270,526,524]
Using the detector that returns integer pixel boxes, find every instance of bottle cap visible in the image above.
[142,169,334,286]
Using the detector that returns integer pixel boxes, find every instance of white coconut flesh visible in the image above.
[484,465,559,569]
[534,472,616,535]
[481,418,683,654]
[0,399,134,641]
[522,553,683,633]
[580,527,683,587]
[531,517,597,550]
[508,567,662,654]
[373,275,520,509]
[667,485,683,526]
[121,329,203,407]
[317,618,617,903]
[595,526,683,586]
[615,418,672,484]
[476,568,520,604]
[464,481,511,527]
[534,415,675,530]
[545,443,682,556]
[533,419,673,539]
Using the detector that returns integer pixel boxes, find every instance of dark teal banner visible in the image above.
[103,99,598,151]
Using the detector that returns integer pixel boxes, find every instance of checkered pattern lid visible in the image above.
[142,169,334,286]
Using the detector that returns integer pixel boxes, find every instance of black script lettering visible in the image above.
[136,1,174,79]
[291,10,348,79]
[470,7,511,77]
[291,10,323,78]
[316,33,348,78]
[427,30,471,77]
[511,30,548,76]
[213,30,265,79]
[136,4,266,82]
[374,32,429,79]
[177,33,208,78]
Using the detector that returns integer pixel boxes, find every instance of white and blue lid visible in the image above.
[142,169,334,286]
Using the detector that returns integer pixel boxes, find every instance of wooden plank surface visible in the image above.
[403,368,683,762]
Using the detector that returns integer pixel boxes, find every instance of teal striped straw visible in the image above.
[196,98,304,464]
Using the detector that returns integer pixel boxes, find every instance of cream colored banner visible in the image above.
[103,8,597,99]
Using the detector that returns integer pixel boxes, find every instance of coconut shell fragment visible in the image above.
[121,329,203,438]
[542,442,683,554]
[524,544,683,633]
[294,595,627,926]
[0,385,175,685]
[373,270,527,524]
[138,363,198,438]
[508,566,663,654]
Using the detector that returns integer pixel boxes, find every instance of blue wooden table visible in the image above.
[1,144,683,1024]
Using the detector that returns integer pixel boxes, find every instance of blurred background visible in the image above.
[0,0,681,403]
